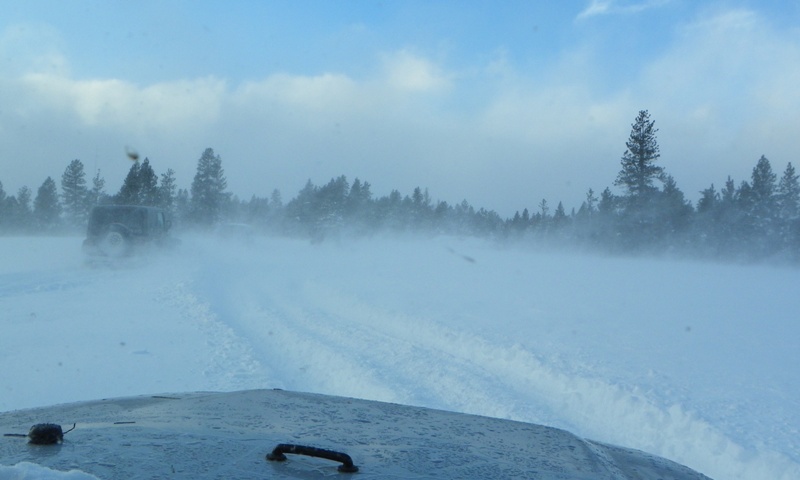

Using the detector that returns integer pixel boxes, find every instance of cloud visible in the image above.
[381,50,452,92]
[638,10,800,139]
[576,0,671,20]
[234,72,362,114]
[577,0,612,19]
[17,73,226,134]
[3,11,800,216]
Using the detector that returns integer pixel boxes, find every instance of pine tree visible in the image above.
[584,188,598,214]
[285,179,318,229]
[190,148,229,226]
[659,174,693,235]
[87,170,107,207]
[721,176,736,204]
[317,176,350,230]
[158,168,178,214]
[615,110,664,201]
[598,187,617,214]
[15,186,34,231]
[117,161,142,205]
[61,159,89,227]
[34,177,62,231]
[538,198,549,218]
[750,155,777,219]
[347,178,374,227]
[0,180,6,229]
[270,189,283,209]
[138,158,159,206]
[776,162,800,254]
[697,184,719,214]
[553,201,568,228]
[175,188,190,222]
[777,162,799,220]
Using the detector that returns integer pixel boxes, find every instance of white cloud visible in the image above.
[381,50,452,92]
[577,0,671,20]
[235,72,361,113]
[577,0,612,20]
[19,73,226,133]
[639,10,800,139]
[3,9,800,216]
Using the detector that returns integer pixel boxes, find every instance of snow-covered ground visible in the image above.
[1,234,798,480]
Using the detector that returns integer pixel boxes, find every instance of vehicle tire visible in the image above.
[100,230,128,257]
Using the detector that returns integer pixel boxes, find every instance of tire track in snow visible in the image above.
[0,270,94,299]
[183,239,799,480]
[274,282,800,480]
[203,275,569,424]
[155,282,274,392]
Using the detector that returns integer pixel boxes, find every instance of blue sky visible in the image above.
[2,0,799,215]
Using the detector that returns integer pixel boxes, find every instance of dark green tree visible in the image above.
[584,188,598,215]
[117,161,142,205]
[347,178,374,228]
[776,162,800,253]
[658,174,693,238]
[138,158,159,206]
[0,181,6,229]
[697,184,719,214]
[552,201,568,229]
[750,155,777,220]
[538,198,549,218]
[15,186,34,229]
[190,148,229,226]
[615,110,664,201]
[777,162,799,220]
[158,168,178,215]
[246,195,270,226]
[410,186,433,228]
[87,170,107,207]
[721,176,736,204]
[34,177,62,230]
[270,189,283,209]
[743,156,779,255]
[316,175,350,231]
[61,159,89,227]
[114,158,158,206]
[175,188,190,223]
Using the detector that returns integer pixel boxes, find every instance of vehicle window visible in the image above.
[2,4,798,480]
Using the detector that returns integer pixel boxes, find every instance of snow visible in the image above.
[1,234,798,480]
[0,462,100,479]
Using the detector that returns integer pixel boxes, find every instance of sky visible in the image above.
[1,0,799,216]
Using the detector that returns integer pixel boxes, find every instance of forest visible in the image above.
[1,110,798,263]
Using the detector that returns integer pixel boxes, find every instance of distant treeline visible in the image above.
[1,110,798,263]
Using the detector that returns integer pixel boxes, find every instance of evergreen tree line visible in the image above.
[1,111,798,262]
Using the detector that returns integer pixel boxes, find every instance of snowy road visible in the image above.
[1,235,799,480]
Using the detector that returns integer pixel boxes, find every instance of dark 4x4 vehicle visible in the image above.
[83,205,177,257]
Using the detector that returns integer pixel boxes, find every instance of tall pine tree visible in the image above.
[777,162,799,220]
[15,186,34,231]
[34,177,62,231]
[750,155,777,220]
[190,148,229,226]
[115,158,159,206]
[158,168,178,214]
[61,159,89,227]
[117,161,142,205]
[615,110,664,201]
[87,170,107,207]
[138,158,159,206]
[0,181,6,229]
